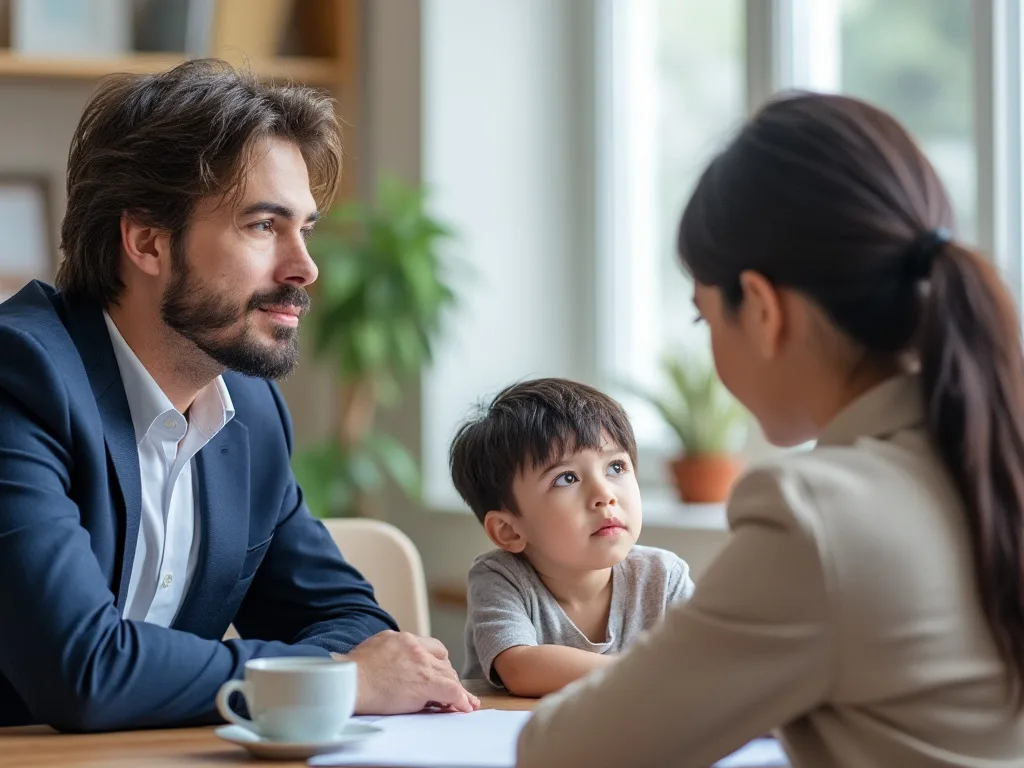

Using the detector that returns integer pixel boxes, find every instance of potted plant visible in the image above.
[637,352,748,504]
[291,176,459,517]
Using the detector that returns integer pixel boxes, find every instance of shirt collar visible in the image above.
[816,373,924,448]
[102,311,235,445]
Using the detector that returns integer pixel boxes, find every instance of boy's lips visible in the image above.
[592,517,627,537]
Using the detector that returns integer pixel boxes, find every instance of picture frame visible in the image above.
[11,0,131,58]
[0,176,55,303]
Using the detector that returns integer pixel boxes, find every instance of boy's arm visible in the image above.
[493,645,614,698]
[669,554,697,604]
[465,558,540,689]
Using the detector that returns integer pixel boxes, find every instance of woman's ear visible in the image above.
[483,510,527,554]
[738,270,785,360]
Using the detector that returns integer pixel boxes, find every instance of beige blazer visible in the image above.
[516,375,1024,768]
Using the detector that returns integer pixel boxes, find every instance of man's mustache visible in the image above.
[247,285,311,316]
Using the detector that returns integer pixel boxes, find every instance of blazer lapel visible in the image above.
[174,418,250,636]
[62,298,142,610]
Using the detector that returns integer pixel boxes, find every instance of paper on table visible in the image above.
[713,738,789,767]
[308,710,531,768]
[310,711,787,768]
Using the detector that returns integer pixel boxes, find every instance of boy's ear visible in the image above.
[483,510,527,554]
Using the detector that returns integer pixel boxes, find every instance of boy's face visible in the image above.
[493,433,642,573]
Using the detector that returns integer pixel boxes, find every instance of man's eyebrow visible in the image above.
[240,201,320,224]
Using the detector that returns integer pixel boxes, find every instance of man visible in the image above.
[0,59,477,732]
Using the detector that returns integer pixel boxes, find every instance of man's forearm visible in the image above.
[492,645,614,697]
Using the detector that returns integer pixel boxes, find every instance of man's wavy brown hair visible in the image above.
[56,58,342,307]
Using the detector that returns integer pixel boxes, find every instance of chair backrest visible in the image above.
[321,517,431,637]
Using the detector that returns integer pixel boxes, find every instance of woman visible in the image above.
[515,93,1024,767]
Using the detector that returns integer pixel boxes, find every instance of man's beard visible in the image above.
[160,252,311,381]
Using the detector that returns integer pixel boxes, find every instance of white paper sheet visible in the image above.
[713,738,789,766]
[309,710,788,768]
[309,710,531,768]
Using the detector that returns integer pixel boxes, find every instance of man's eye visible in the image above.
[251,220,273,232]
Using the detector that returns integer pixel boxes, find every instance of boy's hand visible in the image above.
[333,631,481,714]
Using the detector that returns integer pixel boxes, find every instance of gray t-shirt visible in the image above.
[462,545,695,686]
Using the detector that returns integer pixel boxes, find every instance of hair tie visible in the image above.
[906,228,952,279]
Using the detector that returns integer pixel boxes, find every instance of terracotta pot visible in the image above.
[669,454,743,504]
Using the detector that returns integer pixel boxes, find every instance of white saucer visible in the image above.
[215,722,383,760]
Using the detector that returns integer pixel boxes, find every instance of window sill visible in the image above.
[641,493,728,531]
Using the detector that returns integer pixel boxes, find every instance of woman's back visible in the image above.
[775,375,1024,765]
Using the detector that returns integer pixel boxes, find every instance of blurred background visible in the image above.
[0,0,1007,671]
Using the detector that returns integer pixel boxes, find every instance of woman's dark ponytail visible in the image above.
[920,242,1024,699]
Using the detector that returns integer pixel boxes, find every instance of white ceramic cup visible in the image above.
[216,657,358,743]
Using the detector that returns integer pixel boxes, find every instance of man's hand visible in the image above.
[334,631,481,714]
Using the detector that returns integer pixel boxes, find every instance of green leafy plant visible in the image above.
[635,352,748,456]
[292,176,459,517]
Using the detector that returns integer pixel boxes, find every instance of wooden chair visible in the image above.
[321,517,431,637]
[223,517,430,640]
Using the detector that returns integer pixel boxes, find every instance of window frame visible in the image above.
[597,0,1024,486]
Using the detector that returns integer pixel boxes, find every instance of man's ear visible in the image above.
[120,212,172,278]
[483,510,527,554]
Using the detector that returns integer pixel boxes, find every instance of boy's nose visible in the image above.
[590,479,617,508]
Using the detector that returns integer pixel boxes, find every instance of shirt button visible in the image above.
[164,418,177,430]
[161,573,173,588]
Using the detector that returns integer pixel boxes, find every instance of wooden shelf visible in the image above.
[0,52,340,86]
[430,584,469,610]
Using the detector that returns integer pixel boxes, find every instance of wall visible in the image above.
[0,81,93,260]
[419,0,598,510]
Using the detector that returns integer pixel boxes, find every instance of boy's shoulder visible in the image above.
[620,544,690,580]
[468,548,537,584]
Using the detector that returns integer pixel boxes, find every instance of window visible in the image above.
[802,0,977,240]
[655,0,746,356]
[603,0,1022,467]
[596,0,748,472]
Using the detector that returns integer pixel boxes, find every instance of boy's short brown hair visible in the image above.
[449,378,638,523]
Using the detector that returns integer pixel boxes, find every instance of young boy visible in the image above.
[450,378,695,697]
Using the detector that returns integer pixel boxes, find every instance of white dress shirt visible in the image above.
[103,312,235,626]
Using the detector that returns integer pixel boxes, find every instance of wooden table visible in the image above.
[0,682,534,767]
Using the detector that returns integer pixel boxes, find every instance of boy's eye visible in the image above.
[607,460,627,476]
[553,472,579,487]
[251,220,273,233]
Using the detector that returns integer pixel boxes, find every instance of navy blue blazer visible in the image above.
[0,282,397,732]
